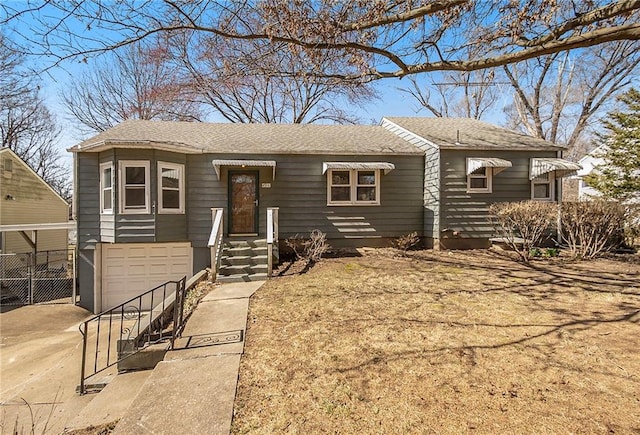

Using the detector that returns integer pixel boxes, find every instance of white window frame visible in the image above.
[119,160,150,214]
[466,161,492,193]
[327,169,380,206]
[157,161,185,214]
[99,162,114,214]
[531,171,555,201]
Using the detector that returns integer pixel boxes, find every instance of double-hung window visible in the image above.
[467,167,492,193]
[158,162,185,214]
[327,169,380,205]
[119,160,150,214]
[531,172,554,200]
[100,162,113,214]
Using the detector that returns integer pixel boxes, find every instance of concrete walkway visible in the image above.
[112,280,264,435]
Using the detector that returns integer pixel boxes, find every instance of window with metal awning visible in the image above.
[322,162,394,206]
[529,158,582,201]
[466,158,512,194]
[211,159,277,180]
[322,162,395,174]
[466,157,512,176]
[529,158,582,180]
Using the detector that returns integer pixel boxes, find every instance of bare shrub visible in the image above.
[392,232,420,255]
[285,230,331,265]
[489,201,557,263]
[560,201,626,259]
[624,204,640,248]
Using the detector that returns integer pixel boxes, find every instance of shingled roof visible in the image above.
[383,117,565,151]
[69,120,423,155]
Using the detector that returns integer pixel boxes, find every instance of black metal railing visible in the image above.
[78,277,187,395]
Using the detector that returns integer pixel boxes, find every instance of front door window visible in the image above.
[229,172,258,234]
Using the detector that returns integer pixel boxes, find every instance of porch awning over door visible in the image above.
[322,162,395,175]
[211,159,276,180]
[530,158,582,180]
[466,157,512,175]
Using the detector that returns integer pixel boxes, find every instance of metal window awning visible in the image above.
[467,158,512,175]
[211,160,276,180]
[322,162,395,175]
[530,158,582,180]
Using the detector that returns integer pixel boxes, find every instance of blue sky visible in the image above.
[6,0,514,168]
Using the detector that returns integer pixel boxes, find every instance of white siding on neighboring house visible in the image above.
[576,146,606,200]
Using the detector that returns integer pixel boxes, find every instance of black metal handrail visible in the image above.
[78,276,187,395]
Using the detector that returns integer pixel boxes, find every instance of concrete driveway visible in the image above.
[0,304,94,434]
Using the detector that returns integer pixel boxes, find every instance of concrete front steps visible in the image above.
[217,239,268,283]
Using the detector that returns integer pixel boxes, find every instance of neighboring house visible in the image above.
[0,147,70,254]
[573,144,639,203]
[381,117,581,249]
[70,118,582,313]
[575,145,606,200]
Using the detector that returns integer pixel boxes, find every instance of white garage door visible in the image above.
[101,243,192,310]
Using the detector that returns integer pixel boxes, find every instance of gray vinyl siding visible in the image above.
[78,149,423,251]
[192,247,211,274]
[383,119,441,242]
[75,149,189,244]
[110,149,156,243]
[153,151,188,242]
[187,154,225,247]
[423,146,440,239]
[77,153,100,249]
[186,153,424,247]
[439,150,558,239]
[271,155,423,241]
[77,248,95,312]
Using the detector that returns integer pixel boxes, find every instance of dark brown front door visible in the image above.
[229,171,258,234]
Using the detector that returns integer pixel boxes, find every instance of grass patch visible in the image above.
[232,249,640,434]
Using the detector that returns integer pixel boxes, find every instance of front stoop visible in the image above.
[218,239,268,283]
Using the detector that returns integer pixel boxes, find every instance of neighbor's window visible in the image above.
[467,166,492,193]
[531,172,554,201]
[99,162,113,214]
[119,160,150,214]
[3,158,12,172]
[328,169,379,205]
[158,162,184,214]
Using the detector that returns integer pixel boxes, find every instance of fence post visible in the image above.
[72,249,77,304]
[28,252,34,305]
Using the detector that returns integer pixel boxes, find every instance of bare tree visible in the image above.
[2,1,640,80]
[61,42,202,134]
[401,68,500,119]
[0,34,70,200]
[172,33,374,124]
[502,41,640,155]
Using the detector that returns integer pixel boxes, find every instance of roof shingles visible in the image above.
[384,117,566,151]
[71,120,423,155]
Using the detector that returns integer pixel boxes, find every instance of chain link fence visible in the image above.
[0,249,76,305]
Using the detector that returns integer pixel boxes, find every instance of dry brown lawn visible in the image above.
[232,249,640,434]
